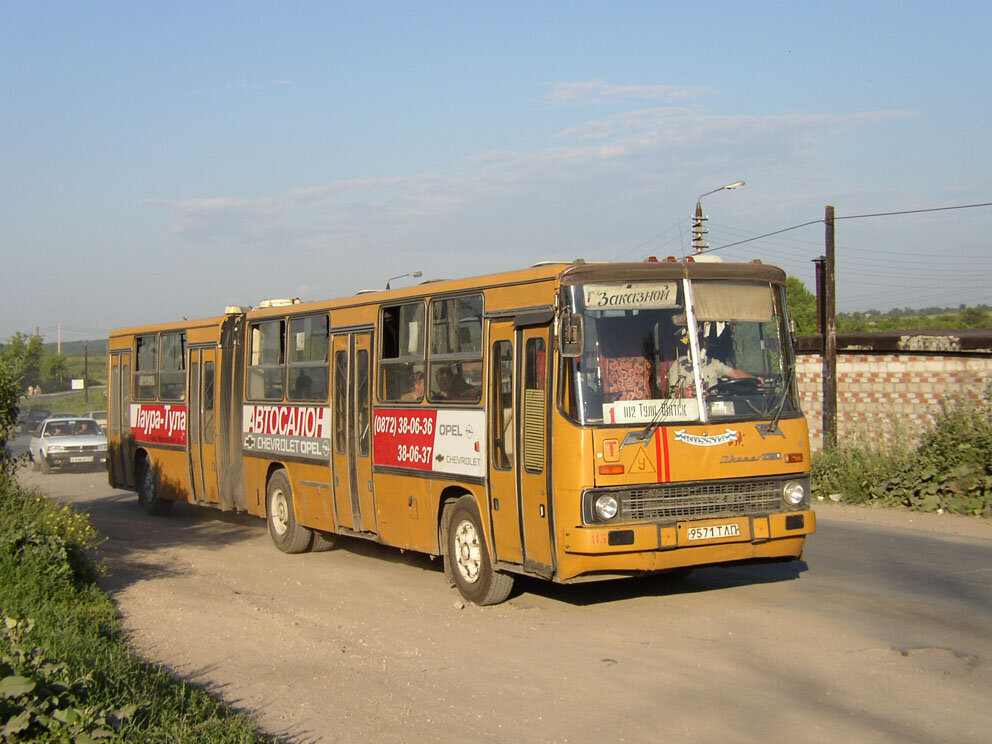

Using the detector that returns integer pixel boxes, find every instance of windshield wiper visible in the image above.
[620,372,687,450]
[756,375,792,438]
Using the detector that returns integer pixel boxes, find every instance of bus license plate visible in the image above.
[70,456,93,463]
[687,523,741,541]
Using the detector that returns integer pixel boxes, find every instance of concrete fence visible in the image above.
[794,329,992,453]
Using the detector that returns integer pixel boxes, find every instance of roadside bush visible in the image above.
[0,478,273,743]
[813,387,992,516]
[0,363,19,479]
[1,616,136,742]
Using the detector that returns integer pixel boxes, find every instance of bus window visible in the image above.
[202,361,215,446]
[357,349,370,457]
[288,314,329,402]
[379,302,425,402]
[334,349,348,454]
[248,319,286,401]
[428,294,483,403]
[491,340,513,470]
[159,332,186,401]
[134,334,158,400]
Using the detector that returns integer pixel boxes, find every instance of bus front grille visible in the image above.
[583,477,793,525]
[625,479,782,521]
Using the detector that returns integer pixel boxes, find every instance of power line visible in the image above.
[704,200,992,254]
[835,202,992,221]
[701,219,824,253]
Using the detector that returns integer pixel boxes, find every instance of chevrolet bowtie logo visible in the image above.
[245,436,255,447]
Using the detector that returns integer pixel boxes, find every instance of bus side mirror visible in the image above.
[559,313,583,358]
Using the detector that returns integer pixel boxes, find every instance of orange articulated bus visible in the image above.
[107,259,815,605]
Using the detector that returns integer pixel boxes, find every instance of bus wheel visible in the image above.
[310,531,336,552]
[266,470,312,554]
[446,495,514,605]
[137,459,172,515]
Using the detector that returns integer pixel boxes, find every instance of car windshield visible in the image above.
[561,279,800,425]
[43,419,104,437]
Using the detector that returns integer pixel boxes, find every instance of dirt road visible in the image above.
[18,468,992,743]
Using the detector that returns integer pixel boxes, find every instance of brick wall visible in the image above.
[795,331,992,453]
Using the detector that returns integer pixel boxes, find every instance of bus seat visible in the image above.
[601,355,651,401]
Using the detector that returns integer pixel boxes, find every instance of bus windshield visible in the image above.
[562,279,800,425]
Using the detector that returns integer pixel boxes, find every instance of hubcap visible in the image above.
[271,489,289,535]
[453,518,482,584]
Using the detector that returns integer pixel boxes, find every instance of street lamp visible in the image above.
[692,180,745,254]
[385,271,423,290]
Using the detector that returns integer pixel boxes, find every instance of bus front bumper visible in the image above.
[558,510,815,580]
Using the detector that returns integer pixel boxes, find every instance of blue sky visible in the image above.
[2,1,991,342]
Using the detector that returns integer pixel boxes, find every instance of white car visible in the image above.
[29,416,108,473]
[85,410,108,427]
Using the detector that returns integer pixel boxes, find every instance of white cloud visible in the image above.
[145,102,922,297]
[545,80,711,107]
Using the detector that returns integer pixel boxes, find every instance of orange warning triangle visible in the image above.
[630,447,656,474]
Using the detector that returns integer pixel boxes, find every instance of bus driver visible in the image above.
[667,327,757,395]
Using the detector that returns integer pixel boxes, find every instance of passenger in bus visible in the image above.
[434,367,473,401]
[292,373,315,401]
[401,371,425,402]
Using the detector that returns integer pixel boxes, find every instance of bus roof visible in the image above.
[109,258,787,336]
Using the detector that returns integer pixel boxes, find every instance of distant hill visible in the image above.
[42,339,109,356]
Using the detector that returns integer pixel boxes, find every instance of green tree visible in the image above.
[961,307,991,328]
[0,332,44,390]
[0,360,19,475]
[785,276,817,334]
[41,352,68,389]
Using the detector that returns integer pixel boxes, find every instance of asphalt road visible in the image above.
[10,448,992,744]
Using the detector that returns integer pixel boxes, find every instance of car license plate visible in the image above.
[70,456,94,463]
[686,523,741,541]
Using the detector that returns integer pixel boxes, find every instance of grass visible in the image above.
[812,388,992,516]
[0,471,276,743]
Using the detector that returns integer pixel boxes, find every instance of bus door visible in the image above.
[331,331,377,534]
[108,351,132,487]
[487,322,523,564]
[187,347,220,504]
[488,320,554,575]
[519,325,554,574]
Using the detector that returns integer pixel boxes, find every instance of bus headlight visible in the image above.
[594,494,619,521]
[783,480,807,506]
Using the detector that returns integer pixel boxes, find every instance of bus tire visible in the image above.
[137,458,172,515]
[446,495,513,606]
[310,530,336,552]
[266,470,312,554]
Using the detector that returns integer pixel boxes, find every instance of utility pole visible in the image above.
[84,344,89,403]
[812,256,825,333]
[823,206,837,448]
[691,201,708,254]
[692,181,745,255]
